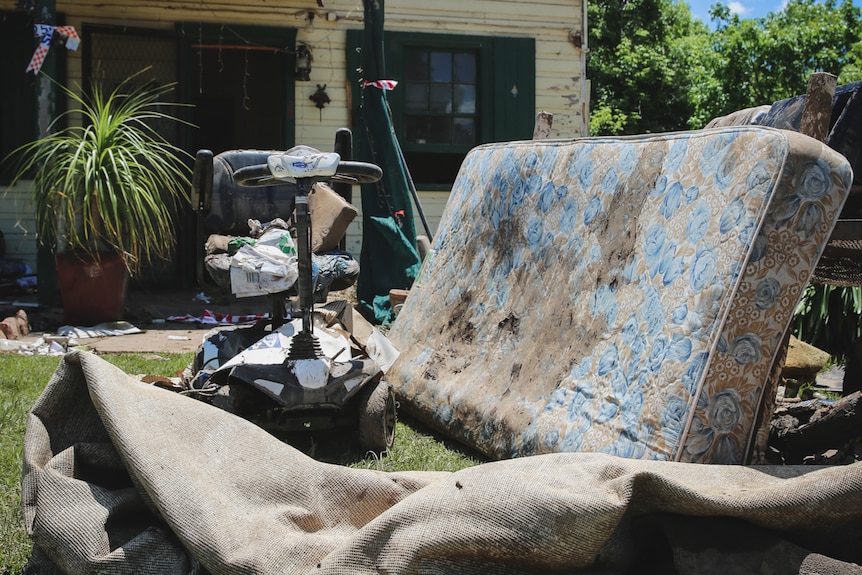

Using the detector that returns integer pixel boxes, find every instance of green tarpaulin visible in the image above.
[355,0,422,324]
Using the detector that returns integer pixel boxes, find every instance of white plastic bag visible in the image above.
[229,243,299,298]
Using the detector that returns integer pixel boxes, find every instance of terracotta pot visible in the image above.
[55,252,128,325]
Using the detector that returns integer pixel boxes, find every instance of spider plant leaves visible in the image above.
[3,68,192,276]
[792,283,862,362]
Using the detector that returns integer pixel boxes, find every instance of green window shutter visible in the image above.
[492,36,535,142]
[0,11,48,183]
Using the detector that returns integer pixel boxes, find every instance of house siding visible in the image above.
[1,0,585,273]
[0,182,37,271]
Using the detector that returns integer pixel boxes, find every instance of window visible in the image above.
[347,31,535,188]
[404,49,478,148]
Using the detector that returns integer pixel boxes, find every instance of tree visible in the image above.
[588,0,862,135]
[587,0,711,135]
[706,0,862,118]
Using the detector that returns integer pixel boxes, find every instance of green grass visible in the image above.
[349,418,485,472]
[0,352,481,574]
[795,380,844,401]
[0,355,59,574]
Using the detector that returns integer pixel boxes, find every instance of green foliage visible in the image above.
[588,0,862,135]
[796,379,844,400]
[838,40,862,84]
[2,69,192,276]
[677,30,725,129]
[587,0,711,135]
[588,104,631,136]
[792,284,862,362]
[707,0,862,117]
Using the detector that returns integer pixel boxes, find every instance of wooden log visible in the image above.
[770,391,862,458]
[800,72,837,142]
[533,111,553,140]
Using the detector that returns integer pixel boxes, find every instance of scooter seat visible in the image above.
[267,150,340,180]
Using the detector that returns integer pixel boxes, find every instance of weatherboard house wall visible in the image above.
[0,0,587,273]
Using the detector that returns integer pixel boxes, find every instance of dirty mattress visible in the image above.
[388,127,853,463]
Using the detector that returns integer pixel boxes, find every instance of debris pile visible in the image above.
[769,391,862,464]
[769,337,862,464]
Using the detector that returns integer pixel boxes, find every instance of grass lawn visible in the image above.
[0,351,482,574]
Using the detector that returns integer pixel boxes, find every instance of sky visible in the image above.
[686,0,860,25]
[685,0,787,22]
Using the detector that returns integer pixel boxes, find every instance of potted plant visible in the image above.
[4,69,191,325]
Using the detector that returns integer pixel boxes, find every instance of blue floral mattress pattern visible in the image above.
[388,127,853,463]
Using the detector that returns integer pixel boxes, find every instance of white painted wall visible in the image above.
[0,181,38,271]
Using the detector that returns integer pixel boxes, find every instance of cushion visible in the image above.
[309,181,359,253]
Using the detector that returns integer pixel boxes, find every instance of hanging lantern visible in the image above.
[295,43,312,81]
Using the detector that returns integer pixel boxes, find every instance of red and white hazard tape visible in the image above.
[363,79,398,91]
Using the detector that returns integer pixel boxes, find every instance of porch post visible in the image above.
[35,0,61,308]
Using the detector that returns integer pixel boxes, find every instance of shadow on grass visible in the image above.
[263,412,489,472]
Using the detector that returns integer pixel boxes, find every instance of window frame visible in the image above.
[347,30,535,189]
[388,34,494,156]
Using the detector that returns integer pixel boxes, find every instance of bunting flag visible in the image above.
[26,24,80,74]
[362,79,398,91]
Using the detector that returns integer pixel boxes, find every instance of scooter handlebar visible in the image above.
[233,160,382,186]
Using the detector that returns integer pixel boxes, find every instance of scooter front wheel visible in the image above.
[358,380,396,454]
